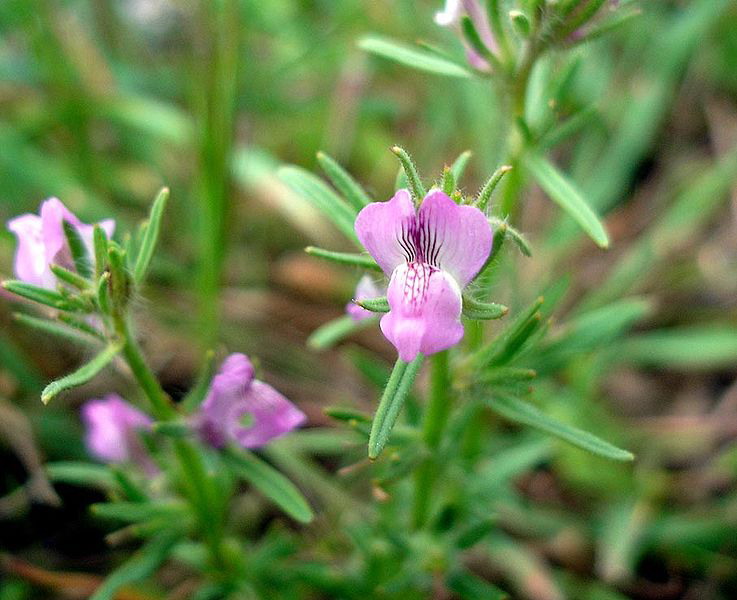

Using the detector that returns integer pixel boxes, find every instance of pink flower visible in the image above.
[81,395,154,468]
[435,0,497,71]
[196,353,306,449]
[7,198,115,289]
[346,275,384,322]
[355,189,492,361]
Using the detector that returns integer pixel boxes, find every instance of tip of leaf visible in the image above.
[40,391,53,405]
[501,165,513,173]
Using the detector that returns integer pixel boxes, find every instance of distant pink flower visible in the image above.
[7,198,115,289]
[196,353,306,449]
[82,395,154,469]
[435,0,497,71]
[355,189,492,361]
[346,275,384,322]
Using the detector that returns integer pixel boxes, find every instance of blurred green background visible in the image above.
[2,0,737,598]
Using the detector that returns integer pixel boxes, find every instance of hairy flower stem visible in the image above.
[113,315,228,571]
[412,350,451,529]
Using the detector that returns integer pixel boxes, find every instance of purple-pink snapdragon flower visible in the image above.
[435,0,497,71]
[346,275,384,322]
[196,353,306,449]
[355,189,492,362]
[81,395,154,471]
[7,197,115,289]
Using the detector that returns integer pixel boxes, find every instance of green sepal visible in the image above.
[462,295,508,320]
[62,219,93,279]
[450,150,473,185]
[49,264,90,290]
[41,342,122,404]
[509,10,531,36]
[461,16,500,70]
[133,187,169,285]
[316,151,372,210]
[355,296,389,313]
[441,166,455,195]
[93,224,109,279]
[223,449,314,524]
[90,500,188,523]
[488,217,532,256]
[305,247,381,271]
[474,296,544,367]
[107,244,130,313]
[46,461,118,491]
[391,146,426,204]
[152,420,192,438]
[368,355,424,459]
[475,165,513,211]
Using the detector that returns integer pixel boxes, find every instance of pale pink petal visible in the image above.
[434,0,462,25]
[40,197,81,268]
[381,263,464,361]
[235,381,307,448]
[82,395,152,464]
[7,214,50,288]
[355,189,415,276]
[346,275,384,322]
[417,190,492,287]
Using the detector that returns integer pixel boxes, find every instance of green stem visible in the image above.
[412,351,451,529]
[114,317,227,570]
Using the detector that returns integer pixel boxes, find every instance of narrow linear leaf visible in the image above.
[46,461,118,490]
[524,153,609,248]
[441,166,455,195]
[358,35,473,78]
[90,531,179,600]
[279,166,359,244]
[316,151,372,210]
[462,296,508,320]
[475,297,544,367]
[487,218,531,257]
[476,165,513,211]
[447,569,509,600]
[49,264,90,290]
[356,296,389,313]
[308,315,377,351]
[41,343,122,404]
[58,314,106,340]
[305,247,381,271]
[91,501,187,523]
[3,280,86,312]
[461,16,501,70]
[13,313,99,346]
[224,450,314,523]
[62,220,93,279]
[134,187,169,284]
[485,395,634,461]
[369,355,424,459]
[93,224,109,279]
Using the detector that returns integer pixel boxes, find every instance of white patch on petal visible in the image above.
[434,0,462,26]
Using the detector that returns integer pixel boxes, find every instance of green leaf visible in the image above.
[133,187,169,284]
[13,313,100,346]
[621,327,737,370]
[307,315,377,351]
[41,343,122,404]
[474,296,544,367]
[3,280,86,312]
[446,569,509,600]
[91,501,187,523]
[462,295,508,320]
[368,355,424,459]
[89,531,179,600]
[46,461,118,490]
[461,16,500,70]
[484,395,634,461]
[524,153,609,248]
[224,450,314,523]
[279,166,359,244]
[356,296,389,313]
[358,35,473,78]
[316,151,372,210]
[62,220,93,279]
[487,218,532,257]
[305,246,381,271]
[391,146,426,203]
[441,166,455,195]
[49,264,90,290]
